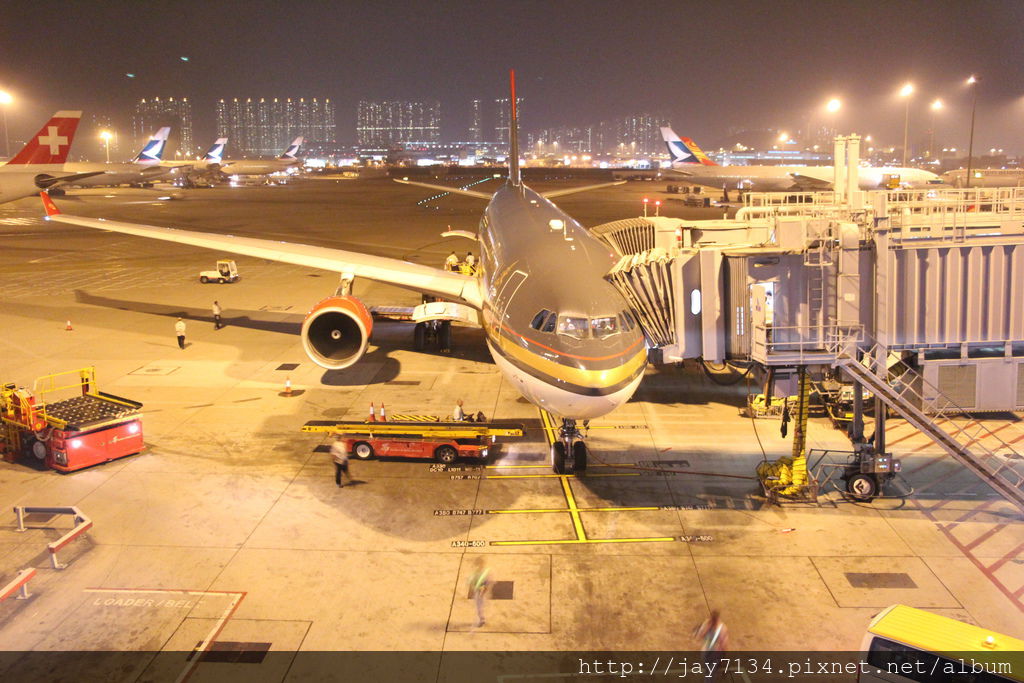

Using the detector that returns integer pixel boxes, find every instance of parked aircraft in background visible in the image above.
[217,137,303,177]
[662,127,939,192]
[0,111,102,204]
[62,127,174,187]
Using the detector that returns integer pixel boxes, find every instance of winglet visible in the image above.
[40,191,61,216]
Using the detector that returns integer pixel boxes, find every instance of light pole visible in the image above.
[928,99,943,161]
[0,90,12,159]
[899,82,914,167]
[965,75,979,189]
[99,131,112,164]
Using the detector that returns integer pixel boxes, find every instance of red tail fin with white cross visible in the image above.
[6,111,82,168]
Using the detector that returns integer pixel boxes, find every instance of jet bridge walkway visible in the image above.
[834,343,1024,513]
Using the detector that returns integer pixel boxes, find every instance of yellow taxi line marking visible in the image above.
[488,506,661,514]
[561,476,587,541]
[492,537,676,546]
[484,473,639,479]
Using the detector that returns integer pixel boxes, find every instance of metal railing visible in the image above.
[751,323,865,364]
[15,506,93,569]
[833,343,1024,512]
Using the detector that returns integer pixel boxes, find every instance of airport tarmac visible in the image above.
[0,179,1021,679]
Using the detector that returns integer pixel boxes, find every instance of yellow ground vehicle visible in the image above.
[859,604,1024,682]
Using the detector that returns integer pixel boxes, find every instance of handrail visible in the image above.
[14,505,93,570]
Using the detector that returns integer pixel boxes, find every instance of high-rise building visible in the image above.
[216,97,336,157]
[132,97,194,157]
[494,97,523,148]
[468,99,483,143]
[356,100,441,147]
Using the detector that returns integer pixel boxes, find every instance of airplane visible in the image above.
[216,137,304,177]
[38,72,638,475]
[62,127,175,187]
[0,111,103,204]
[662,127,939,192]
[163,137,228,186]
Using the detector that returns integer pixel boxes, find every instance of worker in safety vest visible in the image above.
[330,436,353,487]
[445,251,459,271]
[467,556,491,628]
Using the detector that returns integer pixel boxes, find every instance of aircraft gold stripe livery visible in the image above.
[39,71,636,474]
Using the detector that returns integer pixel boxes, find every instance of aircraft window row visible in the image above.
[529,310,639,339]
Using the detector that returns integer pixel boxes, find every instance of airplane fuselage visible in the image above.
[672,164,938,191]
[62,162,170,187]
[478,183,647,420]
[219,158,299,176]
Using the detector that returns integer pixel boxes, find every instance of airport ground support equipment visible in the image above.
[596,135,1024,510]
[199,259,239,284]
[302,416,524,464]
[0,367,143,473]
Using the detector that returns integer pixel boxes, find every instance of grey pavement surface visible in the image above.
[0,180,1021,679]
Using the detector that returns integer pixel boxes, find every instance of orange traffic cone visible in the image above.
[65,320,73,331]
[379,403,386,422]
[368,403,376,422]
[283,377,292,396]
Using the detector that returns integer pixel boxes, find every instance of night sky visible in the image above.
[2,0,1022,152]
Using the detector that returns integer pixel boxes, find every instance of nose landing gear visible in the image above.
[551,418,588,474]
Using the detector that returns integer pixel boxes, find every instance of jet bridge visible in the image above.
[595,136,1024,510]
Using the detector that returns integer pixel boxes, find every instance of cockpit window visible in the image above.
[541,312,557,332]
[590,316,619,339]
[557,316,588,340]
[530,309,552,331]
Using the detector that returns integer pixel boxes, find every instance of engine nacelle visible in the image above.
[301,295,373,370]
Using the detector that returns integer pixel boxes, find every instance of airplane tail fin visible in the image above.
[6,111,83,168]
[508,69,521,187]
[132,127,171,164]
[204,137,228,162]
[660,126,718,167]
[680,135,717,166]
[279,136,303,160]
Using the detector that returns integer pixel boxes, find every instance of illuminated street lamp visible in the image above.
[99,130,113,163]
[825,98,841,113]
[965,75,980,188]
[928,99,943,160]
[899,82,914,166]
[0,90,12,159]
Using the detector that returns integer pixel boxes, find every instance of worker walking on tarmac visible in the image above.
[331,436,353,487]
[467,556,491,628]
[693,610,729,679]
[212,300,223,330]
[175,318,186,349]
[445,251,459,272]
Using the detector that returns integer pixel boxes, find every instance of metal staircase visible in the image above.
[834,344,1024,513]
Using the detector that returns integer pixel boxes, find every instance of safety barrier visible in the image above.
[0,568,36,601]
[14,506,92,570]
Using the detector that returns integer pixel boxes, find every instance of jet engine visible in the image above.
[301,295,373,370]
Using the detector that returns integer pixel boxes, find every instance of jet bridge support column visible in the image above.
[833,136,848,204]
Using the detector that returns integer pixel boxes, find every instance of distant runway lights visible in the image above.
[654,199,662,217]
[642,196,650,217]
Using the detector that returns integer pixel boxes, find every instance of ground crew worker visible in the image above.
[175,318,186,349]
[212,300,223,329]
[445,251,459,272]
[453,399,465,421]
[467,556,491,628]
[330,436,353,487]
[465,252,476,273]
[693,610,729,678]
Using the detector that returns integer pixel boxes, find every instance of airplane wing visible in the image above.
[787,172,833,189]
[393,178,493,199]
[395,178,626,200]
[39,192,483,309]
[538,180,626,199]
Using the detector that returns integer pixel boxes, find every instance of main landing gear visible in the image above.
[551,418,588,474]
[413,320,452,353]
